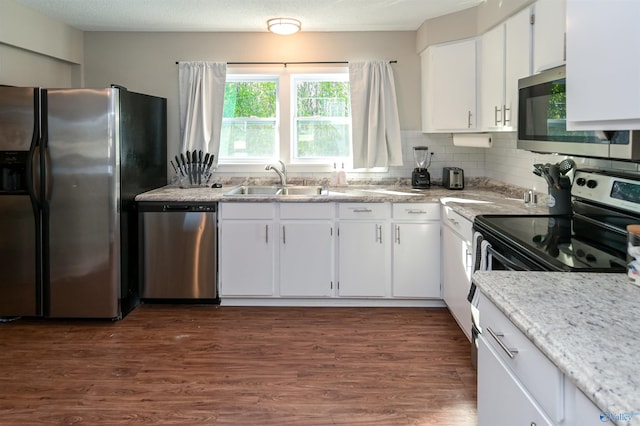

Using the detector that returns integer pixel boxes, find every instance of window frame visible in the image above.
[216,65,351,174]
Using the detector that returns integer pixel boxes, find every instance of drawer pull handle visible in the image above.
[353,208,372,213]
[486,327,518,359]
[448,218,459,226]
[407,210,427,214]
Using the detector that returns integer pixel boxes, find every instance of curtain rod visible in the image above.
[175,60,397,66]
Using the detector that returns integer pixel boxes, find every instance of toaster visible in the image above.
[443,167,464,190]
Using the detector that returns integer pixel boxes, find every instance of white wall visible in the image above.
[4,0,638,188]
[82,31,422,180]
[0,0,83,87]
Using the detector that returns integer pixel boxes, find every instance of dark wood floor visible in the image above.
[0,305,476,425]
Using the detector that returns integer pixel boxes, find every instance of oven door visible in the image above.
[485,245,537,271]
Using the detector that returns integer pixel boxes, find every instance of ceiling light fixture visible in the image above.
[267,18,301,35]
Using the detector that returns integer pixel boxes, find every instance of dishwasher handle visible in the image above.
[138,202,217,213]
[162,205,191,211]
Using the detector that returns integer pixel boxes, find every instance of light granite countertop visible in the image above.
[135,180,552,220]
[473,271,640,425]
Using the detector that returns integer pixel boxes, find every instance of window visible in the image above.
[218,68,351,169]
[292,74,351,163]
[220,75,278,163]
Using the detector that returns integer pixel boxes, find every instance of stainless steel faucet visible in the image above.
[265,160,287,186]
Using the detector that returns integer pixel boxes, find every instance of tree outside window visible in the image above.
[220,77,278,161]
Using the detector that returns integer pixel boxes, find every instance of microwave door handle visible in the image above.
[486,246,532,271]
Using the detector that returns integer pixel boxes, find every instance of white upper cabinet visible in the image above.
[479,7,531,131]
[566,0,640,130]
[532,0,566,73]
[505,7,533,130]
[479,24,506,131]
[422,38,477,132]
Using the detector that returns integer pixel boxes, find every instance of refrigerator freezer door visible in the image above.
[0,87,38,151]
[46,89,121,318]
[0,87,42,317]
[0,196,39,316]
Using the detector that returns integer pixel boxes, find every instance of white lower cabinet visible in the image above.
[563,380,605,426]
[219,203,276,296]
[478,292,565,425]
[441,205,473,340]
[219,201,442,305]
[478,336,554,426]
[337,203,390,297]
[478,292,608,425]
[391,203,440,298]
[279,203,334,297]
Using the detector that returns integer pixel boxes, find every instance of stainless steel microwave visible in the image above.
[517,65,640,160]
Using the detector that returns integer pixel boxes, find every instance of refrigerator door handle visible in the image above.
[40,90,52,203]
[42,144,52,202]
[26,88,42,207]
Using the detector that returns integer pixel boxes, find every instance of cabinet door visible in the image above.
[441,224,473,340]
[478,336,554,426]
[392,222,440,298]
[422,38,477,132]
[479,24,506,130]
[219,220,275,296]
[566,0,640,129]
[338,222,388,297]
[505,6,532,130]
[533,0,566,73]
[280,221,334,297]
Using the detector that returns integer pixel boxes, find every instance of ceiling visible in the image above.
[13,0,484,32]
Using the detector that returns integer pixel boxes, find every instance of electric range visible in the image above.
[473,169,640,272]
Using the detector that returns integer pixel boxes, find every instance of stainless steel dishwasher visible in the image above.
[139,202,218,301]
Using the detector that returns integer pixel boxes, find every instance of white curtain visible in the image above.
[178,61,227,163]
[348,60,403,169]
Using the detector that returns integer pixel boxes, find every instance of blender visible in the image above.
[411,146,432,188]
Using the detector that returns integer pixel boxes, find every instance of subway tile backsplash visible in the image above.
[373,130,640,190]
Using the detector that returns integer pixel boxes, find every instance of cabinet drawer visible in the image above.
[220,202,275,219]
[338,203,390,219]
[279,203,335,219]
[442,205,473,242]
[392,203,440,221]
[478,293,564,423]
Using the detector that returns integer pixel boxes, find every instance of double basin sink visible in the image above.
[224,185,328,197]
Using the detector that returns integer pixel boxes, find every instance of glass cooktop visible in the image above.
[474,215,628,272]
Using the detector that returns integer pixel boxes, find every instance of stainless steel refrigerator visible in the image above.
[0,86,167,319]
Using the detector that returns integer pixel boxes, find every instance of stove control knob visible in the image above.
[576,177,586,186]
[586,179,598,189]
[586,253,597,263]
